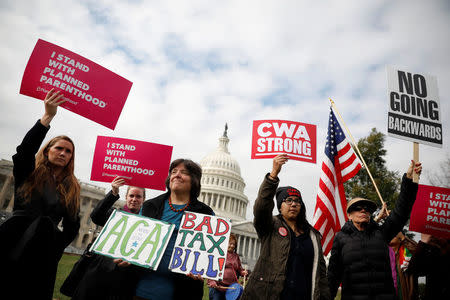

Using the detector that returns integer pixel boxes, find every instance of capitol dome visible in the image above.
[199,125,248,222]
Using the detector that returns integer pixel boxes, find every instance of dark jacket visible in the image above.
[241,174,330,300]
[0,120,80,300]
[408,240,450,300]
[140,191,214,300]
[71,191,139,300]
[327,174,418,300]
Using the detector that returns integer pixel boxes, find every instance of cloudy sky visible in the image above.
[1,0,449,222]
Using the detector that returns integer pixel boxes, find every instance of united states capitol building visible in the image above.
[199,125,260,269]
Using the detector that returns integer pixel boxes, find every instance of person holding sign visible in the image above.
[327,161,422,300]
[117,159,214,300]
[68,176,145,300]
[207,233,248,300]
[241,154,330,300]
[0,89,80,300]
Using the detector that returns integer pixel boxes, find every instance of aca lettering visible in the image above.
[95,215,162,262]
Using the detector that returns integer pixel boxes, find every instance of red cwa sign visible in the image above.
[251,120,316,163]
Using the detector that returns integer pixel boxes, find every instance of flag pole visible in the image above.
[329,98,385,205]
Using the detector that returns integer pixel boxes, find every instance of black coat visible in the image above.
[139,192,214,300]
[327,175,418,300]
[0,120,80,300]
[71,191,139,300]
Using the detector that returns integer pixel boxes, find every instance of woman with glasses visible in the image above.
[328,160,422,300]
[241,154,330,300]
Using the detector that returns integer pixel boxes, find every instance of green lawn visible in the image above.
[53,253,80,300]
[54,254,211,300]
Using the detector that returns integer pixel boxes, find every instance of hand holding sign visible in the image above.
[270,154,289,179]
[40,89,66,127]
[406,160,422,180]
[111,176,126,196]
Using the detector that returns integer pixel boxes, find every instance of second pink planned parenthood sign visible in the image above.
[91,136,173,190]
[20,39,132,130]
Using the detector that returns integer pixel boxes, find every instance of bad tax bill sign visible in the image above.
[91,210,175,269]
[169,212,232,281]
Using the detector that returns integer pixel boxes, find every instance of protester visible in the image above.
[375,204,419,300]
[69,176,145,299]
[0,89,80,299]
[241,154,330,300]
[115,158,214,300]
[388,232,418,300]
[207,233,248,300]
[328,160,422,300]
[408,233,450,300]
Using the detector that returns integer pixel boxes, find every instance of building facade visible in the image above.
[199,126,260,269]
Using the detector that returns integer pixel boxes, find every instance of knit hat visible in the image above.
[276,186,302,210]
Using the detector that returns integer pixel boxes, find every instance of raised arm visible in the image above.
[381,161,421,242]
[90,176,125,226]
[253,154,288,238]
[12,89,66,189]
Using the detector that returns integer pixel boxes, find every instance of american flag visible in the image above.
[313,108,362,255]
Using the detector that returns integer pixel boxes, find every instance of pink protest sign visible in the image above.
[91,136,173,190]
[20,39,132,130]
[251,120,317,163]
[409,184,450,239]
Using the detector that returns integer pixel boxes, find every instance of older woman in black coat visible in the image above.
[328,161,422,300]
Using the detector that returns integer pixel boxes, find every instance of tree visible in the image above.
[344,128,401,210]
[427,154,450,188]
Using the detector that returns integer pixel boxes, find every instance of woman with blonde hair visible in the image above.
[0,89,80,299]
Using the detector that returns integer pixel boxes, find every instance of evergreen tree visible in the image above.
[344,128,400,209]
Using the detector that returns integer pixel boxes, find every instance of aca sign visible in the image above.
[91,210,175,269]
[251,120,317,163]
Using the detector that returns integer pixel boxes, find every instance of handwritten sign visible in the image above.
[387,67,442,147]
[251,120,317,163]
[90,136,172,190]
[20,39,132,130]
[91,210,175,269]
[410,184,450,239]
[169,212,231,280]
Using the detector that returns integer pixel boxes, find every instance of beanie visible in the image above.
[276,186,302,210]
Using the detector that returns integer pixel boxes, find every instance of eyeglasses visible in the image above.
[351,205,370,212]
[283,198,301,205]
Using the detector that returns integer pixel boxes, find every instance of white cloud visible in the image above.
[1,0,449,222]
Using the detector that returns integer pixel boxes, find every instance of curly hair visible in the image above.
[164,158,202,200]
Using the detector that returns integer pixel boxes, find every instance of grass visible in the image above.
[53,254,210,300]
[53,253,80,300]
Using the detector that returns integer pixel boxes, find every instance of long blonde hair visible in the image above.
[18,135,80,219]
